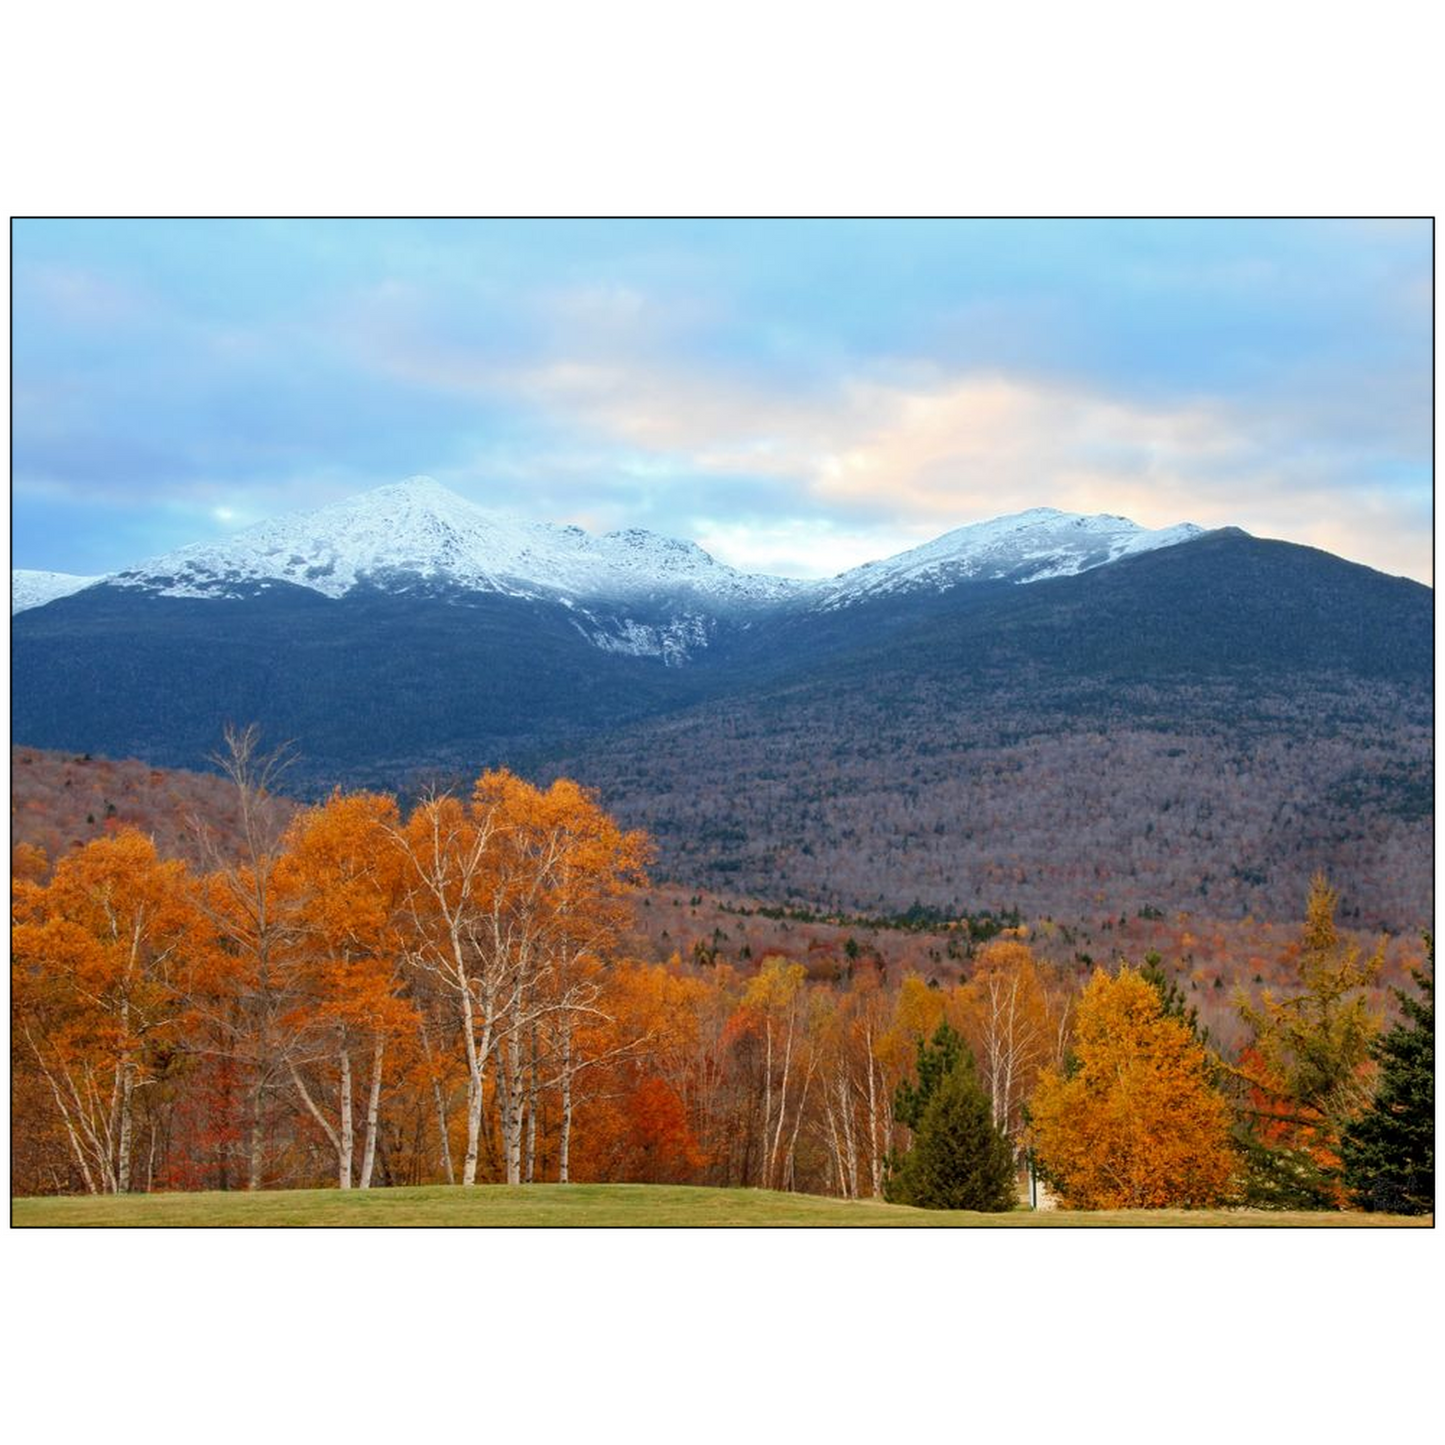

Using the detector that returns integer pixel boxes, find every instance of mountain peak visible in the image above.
[99,477,798,612]
[16,480,1212,628]
[816,508,1208,607]
[369,474,453,501]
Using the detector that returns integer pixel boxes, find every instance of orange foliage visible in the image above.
[1028,968,1236,1209]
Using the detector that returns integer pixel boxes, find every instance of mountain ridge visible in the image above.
[12,477,1212,625]
[11,479,1431,928]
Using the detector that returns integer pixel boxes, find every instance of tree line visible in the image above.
[10,731,1432,1212]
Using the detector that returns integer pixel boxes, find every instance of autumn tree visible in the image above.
[1233,874,1383,1206]
[394,771,647,1187]
[565,961,710,1183]
[733,955,813,1190]
[809,974,893,1198]
[193,724,299,1190]
[12,830,211,1193]
[955,939,1065,1152]
[274,791,416,1189]
[511,777,651,1184]
[1341,938,1433,1215]
[394,791,512,1185]
[1027,967,1236,1209]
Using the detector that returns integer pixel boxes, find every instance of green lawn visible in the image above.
[10,1183,1432,1227]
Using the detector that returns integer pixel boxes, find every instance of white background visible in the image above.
[2,3,1439,1441]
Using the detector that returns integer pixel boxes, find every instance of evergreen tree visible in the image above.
[892,1020,964,1130]
[1341,939,1434,1214]
[1140,951,1209,1048]
[1232,875,1383,1208]
[885,1049,1017,1211]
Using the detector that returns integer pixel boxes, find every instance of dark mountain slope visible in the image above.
[10,582,716,789]
[784,530,1431,691]
[541,534,1433,931]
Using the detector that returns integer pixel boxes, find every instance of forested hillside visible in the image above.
[12,746,1430,1209]
[13,532,1433,932]
[548,536,1432,932]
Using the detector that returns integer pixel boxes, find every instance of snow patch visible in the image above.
[12,570,107,614]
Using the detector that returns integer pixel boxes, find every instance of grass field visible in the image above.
[9,1183,1432,1227]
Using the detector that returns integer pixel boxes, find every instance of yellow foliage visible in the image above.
[1028,968,1235,1209]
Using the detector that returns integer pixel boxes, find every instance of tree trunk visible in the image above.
[145,1117,158,1193]
[767,1007,797,1189]
[760,1020,774,1188]
[866,1031,882,1198]
[823,1098,845,1197]
[433,1076,455,1185]
[524,1027,539,1185]
[419,1019,455,1185]
[338,1048,354,1189]
[559,1030,574,1184]
[837,1074,858,1199]
[247,1083,265,1191]
[459,984,492,1187]
[360,1037,384,1189]
[117,1061,136,1193]
[503,1028,524,1186]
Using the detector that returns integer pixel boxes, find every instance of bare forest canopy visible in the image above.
[546,673,1432,934]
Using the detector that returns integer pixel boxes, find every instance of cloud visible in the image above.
[400,350,1432,582]
[690,516,929,579]
[10,220,1432,584]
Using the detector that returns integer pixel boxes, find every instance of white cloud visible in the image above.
[342,297,1432,584]
[691,517,933,579]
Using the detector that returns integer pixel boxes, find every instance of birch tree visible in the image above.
[274,791,416,1189]
[955,940,1060,1152]
[12,830,210,1193]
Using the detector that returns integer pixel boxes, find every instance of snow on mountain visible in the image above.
[12,570,106,615]
[110,476,805,610]
[51,479,1208,658]
[811,508,1206,609]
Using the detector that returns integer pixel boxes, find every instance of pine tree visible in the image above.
[1140,951,1209,1048]
[892,1020,964,1130]
[885,1049,1017,1211]
[1341,938,1433,1214]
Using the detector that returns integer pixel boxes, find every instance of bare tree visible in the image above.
[190,723,298,1190]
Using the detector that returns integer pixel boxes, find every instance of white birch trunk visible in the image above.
[837,1074,859,1199]
[767,1006,796,1189]
[503,1027,524,1186]
[558,1027,574,1184]
[760,1019,774,1188]
[338,1048,354,1189]
[117,1062,135,1193]
[360,1037,384,1189]
[865,1030,882,1198]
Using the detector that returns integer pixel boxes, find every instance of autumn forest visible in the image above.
[9,731,1432,1215]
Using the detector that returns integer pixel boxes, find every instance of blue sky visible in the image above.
[11,218,1433,582]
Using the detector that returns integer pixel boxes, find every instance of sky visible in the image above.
[10,218,1434,583]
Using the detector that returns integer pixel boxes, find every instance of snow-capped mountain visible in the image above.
[107,476,804,610]
[12,570,106,615]
[98,477,1205,610]
[14,478,1209,659]
[813,508,1205,609]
